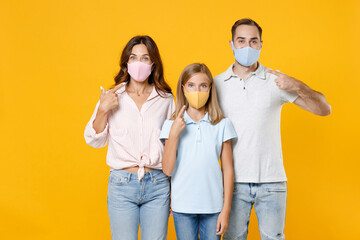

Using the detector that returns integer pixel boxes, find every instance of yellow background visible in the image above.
[1,0,359,239]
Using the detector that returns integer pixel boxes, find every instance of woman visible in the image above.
[84,35,174,240]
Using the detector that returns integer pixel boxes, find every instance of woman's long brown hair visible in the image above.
[113,35,172,96]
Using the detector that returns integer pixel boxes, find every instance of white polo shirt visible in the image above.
[214,63,298,183]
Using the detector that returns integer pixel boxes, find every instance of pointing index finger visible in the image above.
[267,69,283,77]
[109,84,122,93]
[100,86,105,95]
[177,105,186,118]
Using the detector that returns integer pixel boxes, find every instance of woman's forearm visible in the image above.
[93,109,109,133]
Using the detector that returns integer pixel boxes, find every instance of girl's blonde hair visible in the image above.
[172,63,224,124]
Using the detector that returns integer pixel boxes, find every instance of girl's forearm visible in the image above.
[222,168,234,212]
[162,136,179,176]
[220,140,234,212]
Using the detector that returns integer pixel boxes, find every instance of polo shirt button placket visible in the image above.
[196,124,201,143]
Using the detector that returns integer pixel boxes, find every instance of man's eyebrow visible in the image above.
[130,53,150,56]
[235,36,260,40]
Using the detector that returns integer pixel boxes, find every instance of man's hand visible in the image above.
[268,69,300,93]
[268,69,331,116]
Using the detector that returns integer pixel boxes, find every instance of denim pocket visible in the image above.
[266,187,287,192]
[153,174,169,185]
[109,171,129,185]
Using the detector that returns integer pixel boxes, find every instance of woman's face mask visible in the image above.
[127,44,153,82]
[127,61,153,82]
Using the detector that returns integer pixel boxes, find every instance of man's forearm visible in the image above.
[295,81,331,116]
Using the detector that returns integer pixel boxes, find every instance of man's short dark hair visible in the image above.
[231,18,262,40]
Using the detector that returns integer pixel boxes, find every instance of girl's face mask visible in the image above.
[183,88,210,109]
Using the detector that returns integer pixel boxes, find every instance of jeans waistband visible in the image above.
[110,169,165,181]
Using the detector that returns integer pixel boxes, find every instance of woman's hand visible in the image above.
[216,209,230,235]
[169,105,186,138]
[98,85,122,114]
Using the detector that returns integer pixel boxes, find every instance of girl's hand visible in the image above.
[98,85,122,113]
[216,209,230,235]
[169,105,186,138]
[169,208,173,217]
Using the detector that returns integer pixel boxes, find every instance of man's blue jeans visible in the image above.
[107,169,170,240]
[173,211,221,240]
[223,182,287,240]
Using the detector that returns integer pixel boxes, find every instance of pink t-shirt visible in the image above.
[84,84,175,179]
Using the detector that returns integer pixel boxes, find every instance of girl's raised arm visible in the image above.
[162,106,186,176]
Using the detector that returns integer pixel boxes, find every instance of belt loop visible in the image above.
[148,170,153,180]
[127,172,132,183]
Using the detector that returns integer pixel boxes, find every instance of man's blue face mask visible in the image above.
[231,41,261,67]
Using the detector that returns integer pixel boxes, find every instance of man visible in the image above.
[214,18,331,240]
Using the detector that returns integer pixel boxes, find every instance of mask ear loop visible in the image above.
[181,85,190,110]
[150,62,155,71]
[182,84,186,93]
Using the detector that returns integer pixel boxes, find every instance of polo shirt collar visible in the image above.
[184,110,210,124]
[222,62,266,81]
[249,62,266,80]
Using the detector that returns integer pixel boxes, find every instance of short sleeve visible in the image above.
[159,120,174,143]
[222,118,237,142]
[280,89,299,104]
[267,70,299,104]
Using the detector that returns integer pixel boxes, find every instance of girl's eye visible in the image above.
[188,84,193,87]
[252,41,257,44]
[130,56,136,60]
[143,57,149,61]
[201,85,207,88]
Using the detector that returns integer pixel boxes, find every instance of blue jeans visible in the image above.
[173,211,221,240]
[223,182,287,240]
[107,169,170,240]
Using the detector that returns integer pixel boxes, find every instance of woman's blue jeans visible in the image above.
[107,169,170,240]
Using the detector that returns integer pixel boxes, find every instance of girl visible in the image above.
[160,63,237,240]
[84,35,174,240]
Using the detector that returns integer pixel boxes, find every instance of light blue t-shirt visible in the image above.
[159,111,237,214]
